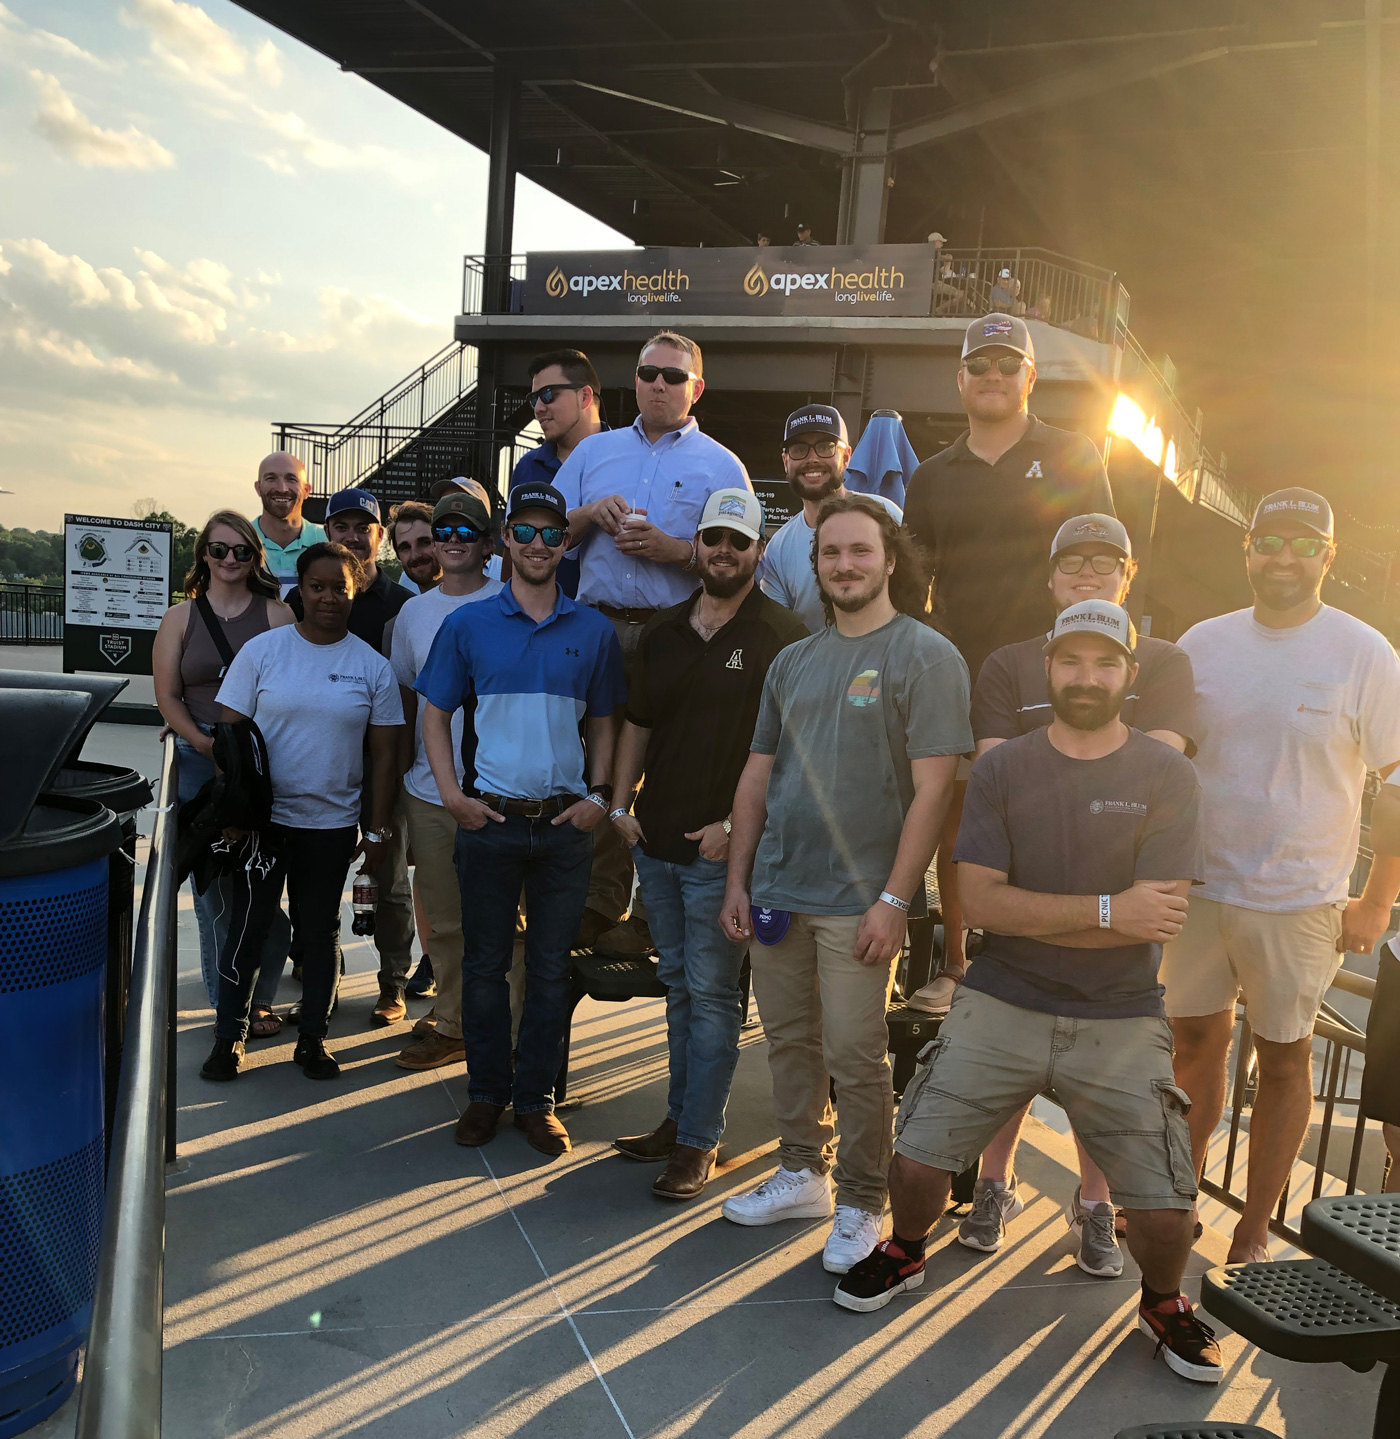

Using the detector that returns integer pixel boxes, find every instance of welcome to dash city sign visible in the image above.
[523,245,935,318]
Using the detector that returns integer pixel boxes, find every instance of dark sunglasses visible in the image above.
[527,382,584,408]
[963,355,1027,377]
[700,527,753,552]
[509,523,568,548]
[636,364,696,385]
[432,524,485,543]
[1251,535,1329,558]
[785,438,840,460]
[1055,552,1124,576]
[205,541,254,562]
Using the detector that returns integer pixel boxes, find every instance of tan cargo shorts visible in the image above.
[894,986,1197,1210]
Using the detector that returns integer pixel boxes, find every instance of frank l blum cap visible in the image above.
[784,404,848,446]
[1249,487,1334,540]
[1044,599,1136,660]
[507,482,569,524]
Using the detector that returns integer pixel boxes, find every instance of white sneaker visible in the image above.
[823,1205,883,1273]
[721,1167,834,1227]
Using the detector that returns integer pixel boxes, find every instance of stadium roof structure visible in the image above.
[237,1,1398,534]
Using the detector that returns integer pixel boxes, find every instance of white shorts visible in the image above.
[1158,896,1344,1044]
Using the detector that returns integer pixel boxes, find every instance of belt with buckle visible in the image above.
[596,603,658,625]
[475,792,580,818]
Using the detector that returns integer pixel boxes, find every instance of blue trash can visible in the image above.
[0,689,122,1437]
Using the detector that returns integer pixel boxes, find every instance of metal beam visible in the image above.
[838,88,892,244]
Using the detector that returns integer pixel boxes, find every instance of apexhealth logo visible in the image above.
[545,263,689,305]
[744,261,908,303]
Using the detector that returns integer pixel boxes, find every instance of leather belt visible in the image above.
[596,603,658,625]
[475,792,580,818]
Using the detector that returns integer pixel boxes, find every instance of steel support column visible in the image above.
[837,88,892,245]
[476,67,519,502]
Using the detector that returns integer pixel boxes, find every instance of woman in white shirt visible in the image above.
[201,542,404,1083]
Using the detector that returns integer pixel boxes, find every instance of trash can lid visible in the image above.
[0,670,128,761]
[0,793,124,879]
[0,689,96,847]
[46,758,154,818]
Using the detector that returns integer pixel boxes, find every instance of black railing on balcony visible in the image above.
[0,582,63,644]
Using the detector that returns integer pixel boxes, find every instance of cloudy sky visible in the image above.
[0,0,627,533]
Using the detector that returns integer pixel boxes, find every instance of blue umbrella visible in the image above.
[847,409,920,509]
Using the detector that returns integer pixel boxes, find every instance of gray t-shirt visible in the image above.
[749,613,972,916]
[955,727,1203,1018]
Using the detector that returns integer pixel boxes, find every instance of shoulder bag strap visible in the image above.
[194,592,238,677]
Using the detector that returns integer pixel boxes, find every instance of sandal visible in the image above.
[249,1007,283,1039]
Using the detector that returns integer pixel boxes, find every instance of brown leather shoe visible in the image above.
[455,1102,505,1147]
[395,1030,466,1071]
[652,1144,717,1200]
[514,1109,571,1157]
[371,986,407,1027]
[613,1117,678,1162]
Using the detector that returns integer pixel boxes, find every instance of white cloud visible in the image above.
[121,0,246,77]
[0,5,118,70]
[29,71,174,169]
[254,39,282,87]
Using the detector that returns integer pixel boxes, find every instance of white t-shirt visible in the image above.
[758,493,904,634]
[1180,604,1400,911]
[398,556,502,596]
[390,579,504,805]
[216,625,404,829]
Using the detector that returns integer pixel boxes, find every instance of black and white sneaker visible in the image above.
[832,1239,926,1313]
[1137,1292,1224,1383]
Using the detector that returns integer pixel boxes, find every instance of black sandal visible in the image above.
[249,1007,283,1039]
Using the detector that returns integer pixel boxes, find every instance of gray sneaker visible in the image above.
[957,1176,1025,1253]
[1067,1185,1123,1277]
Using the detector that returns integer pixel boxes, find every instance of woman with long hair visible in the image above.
[154,509,294,1030]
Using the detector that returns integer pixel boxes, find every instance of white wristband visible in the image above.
[583,792,609,812]
[1098,894,1112,929]
[879,890,910,913]
[608,807,630,822]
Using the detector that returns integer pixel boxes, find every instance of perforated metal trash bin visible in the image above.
[0,688,123,1438]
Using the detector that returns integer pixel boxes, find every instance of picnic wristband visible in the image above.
[608,807,630,822]
[1098,894,1112,929]
[583,793,609,812]
[879,891,910,913]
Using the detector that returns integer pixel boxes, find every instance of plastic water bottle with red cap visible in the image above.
[352,869,378,936]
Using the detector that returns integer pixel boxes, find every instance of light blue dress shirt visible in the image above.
[553,416,751,609]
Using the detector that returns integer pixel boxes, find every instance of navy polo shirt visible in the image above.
[415,582,625,799]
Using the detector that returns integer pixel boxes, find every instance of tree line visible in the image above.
[0,504,199,591]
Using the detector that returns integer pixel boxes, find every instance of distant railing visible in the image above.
[932,247,1117,338]
[0,582,63,643]
[461,254,528,316]
[273,341,478,496]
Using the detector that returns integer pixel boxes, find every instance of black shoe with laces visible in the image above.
[1137,1292,1223,1383]
[405,956,436,998]
[293,1035,341,1081]
[832,1238,926,1313]
[200,1037,244,1082]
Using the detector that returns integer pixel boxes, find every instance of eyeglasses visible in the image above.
[432,524,485,543]
[1251,535,1329,558]
[1055,552,1125,576]
[963,355,1027,377]
[785,438,840,460]
[509,523,568,548]
[527,382,584,408]
[700,527,753,551]
[636,364,697,386]
[206,542,254,562]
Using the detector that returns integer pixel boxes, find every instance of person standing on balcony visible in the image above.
[556,331,751,957]
[902,314,1115,1044]
[609,489,807,1200]
[253,451,325,598]
[1161,488,1400,1263]
[511,349,608,602]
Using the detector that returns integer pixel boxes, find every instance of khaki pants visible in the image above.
[749,912,898,1215]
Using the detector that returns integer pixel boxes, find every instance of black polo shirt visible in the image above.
[902,416,1114,683]
[973,633,1197,753]
[288,569,409,656]
[628,585,807,864]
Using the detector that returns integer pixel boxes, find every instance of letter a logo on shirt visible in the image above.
[1026,460,1044,479]
[725,648,744,670]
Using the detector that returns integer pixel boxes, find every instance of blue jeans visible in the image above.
[455,813,593,1113]
[633,849,746,1150]
[176,735,289,1011]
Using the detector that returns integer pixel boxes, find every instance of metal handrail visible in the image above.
[76,736,179,1439]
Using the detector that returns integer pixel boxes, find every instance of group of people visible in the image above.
[159,313,1400,1388]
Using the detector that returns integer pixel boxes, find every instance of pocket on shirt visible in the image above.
[1287,680,1343,738]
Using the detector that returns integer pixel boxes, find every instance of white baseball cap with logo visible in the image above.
[699,488,765,543]
[1043,599,1136,660]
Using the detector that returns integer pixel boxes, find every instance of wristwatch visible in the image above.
[362,829,391,844]
[722,818,732,835]
[588,782,614,803]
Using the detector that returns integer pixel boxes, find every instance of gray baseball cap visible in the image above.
[1051,513,1131,560]
[1043,599,1136,660]
[962,312,1034,362]
[1249,487,1334,539]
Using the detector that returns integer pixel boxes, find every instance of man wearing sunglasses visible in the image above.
[253,451,325,598]
[760,405,903,634]
[417,482,625,1157]
[556,331,752,956]
[1163,487,1400,1264]
[390,491,503,1072]
[608,489,807,1200]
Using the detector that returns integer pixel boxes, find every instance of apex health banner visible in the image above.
[523,245,935,318]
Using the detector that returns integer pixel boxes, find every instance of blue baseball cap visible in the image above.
[507,482,569,524]
[326,488,382,522]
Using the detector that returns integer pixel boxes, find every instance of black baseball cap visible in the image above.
[962,313,1035,362]
[507,482,568,525]
[1249,487,1334,540]
[784,404,848,446]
